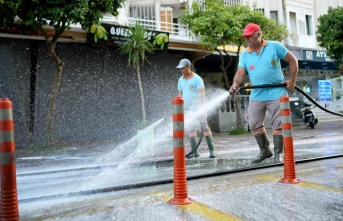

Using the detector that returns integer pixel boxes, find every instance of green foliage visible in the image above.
[180,0,288,93]
[234,5,288,43]
[0,0,125,143]
[317,7,343,64]
[0,0,20,27]
[181,0,235,52]
[229,128,250,135]
[0,0,124,33]
[181,0,288,51]
[118,22,155,67]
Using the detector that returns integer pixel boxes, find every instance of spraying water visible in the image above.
[185,89,230,129]
[80,89,230,190]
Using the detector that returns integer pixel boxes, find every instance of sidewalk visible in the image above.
[15,120,343,172]
[183,121,343,162]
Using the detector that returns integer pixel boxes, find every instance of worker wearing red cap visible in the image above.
[229,23,299,164]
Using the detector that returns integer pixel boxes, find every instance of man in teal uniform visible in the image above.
[230,23,298,163]
[177,58,216,158]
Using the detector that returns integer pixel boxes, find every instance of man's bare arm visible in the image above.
[283,52,299,90]
[229,67,246,94]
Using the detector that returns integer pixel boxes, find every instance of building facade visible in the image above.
[1,1,342,146]
[105,0,343,108]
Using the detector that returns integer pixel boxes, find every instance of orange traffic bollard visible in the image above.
[0,98,20,220]
[279,95,301,184]
[168,96,194,205]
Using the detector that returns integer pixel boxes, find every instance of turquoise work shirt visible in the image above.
[238,40,288,100]
[178,72,205,111]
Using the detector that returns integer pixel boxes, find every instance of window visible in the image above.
[305,15,313,35]
[297,13,313,36]
[254,8,265,15]
[129,5,155,30]
[270,11,278,21]
[290,12,297,34]
[297,13,306,35]
[129,5,155,20]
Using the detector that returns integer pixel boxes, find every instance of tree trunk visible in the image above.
[235,43,242,68]
[47,41,65,144]
[234,43,243,130]
[136,64,147,124]
[216,48,232,90]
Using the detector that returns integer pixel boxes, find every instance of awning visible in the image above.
[281,60,338,70]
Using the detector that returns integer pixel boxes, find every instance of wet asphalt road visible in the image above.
[15,120,343,202]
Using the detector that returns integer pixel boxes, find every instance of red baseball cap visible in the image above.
[241,23,261,36]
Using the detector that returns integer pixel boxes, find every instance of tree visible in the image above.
[0,0,18,27]
[229,4,288,67]
[118,23,155,127]
[0,0,125,143]
[181,0,288,130]
[181,0,288,90]
[181,0,235,90]
[317,6,343,65]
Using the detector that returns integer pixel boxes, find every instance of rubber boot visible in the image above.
[186,137,199,158]
[205,136,216,158]
[252,132,273,163]
[273,135,284,163]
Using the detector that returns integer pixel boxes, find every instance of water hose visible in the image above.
[185,122,203,158]
[189,83,342,158]
[159,116,203,158]
[238,83,343,117]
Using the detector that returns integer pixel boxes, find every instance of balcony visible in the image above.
[119,0,245,44]
[125,17,195,43]
[195,0,243,6]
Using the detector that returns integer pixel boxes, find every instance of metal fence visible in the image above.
[195,0,243,6]
[219,95,250,113]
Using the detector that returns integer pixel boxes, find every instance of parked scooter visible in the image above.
[301,103,318,129]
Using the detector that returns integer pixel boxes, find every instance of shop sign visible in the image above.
[86,23,169,51]
[303,50,332,62]
[318,80,332,101]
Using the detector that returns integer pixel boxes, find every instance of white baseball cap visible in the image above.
[176,59,191,68]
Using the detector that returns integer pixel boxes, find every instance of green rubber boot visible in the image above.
[252,132,273,163]
[205,136,216,158]
[273,135,284,163]
[186,137,199,158]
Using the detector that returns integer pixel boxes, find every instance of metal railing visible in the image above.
[220,95,250,113]
[195,0,243,6]
[223,0,244,5]
[120,1,246,42]
[125,17,196,41]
